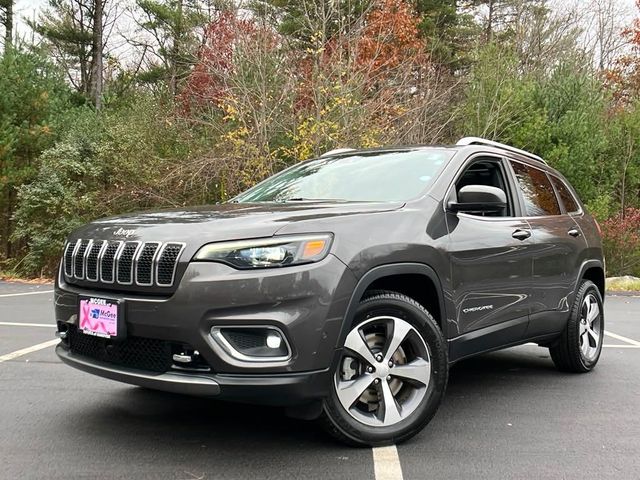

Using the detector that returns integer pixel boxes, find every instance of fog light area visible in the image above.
[211,326,291,361]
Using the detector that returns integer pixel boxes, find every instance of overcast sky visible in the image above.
[10,0,640,61]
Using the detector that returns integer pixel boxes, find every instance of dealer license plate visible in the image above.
[78,296,120,338]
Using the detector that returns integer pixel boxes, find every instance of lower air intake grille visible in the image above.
[67,326,173,373]
[224,329,268,350]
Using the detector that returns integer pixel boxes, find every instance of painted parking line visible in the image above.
[0,339,59,363]
[604,330,640,347]
[0,322,55,328]
[0,290,53,298]
[525,340,640,349]
[372,445,403,480]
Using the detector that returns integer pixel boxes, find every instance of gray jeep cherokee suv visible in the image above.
[54,137,605,446]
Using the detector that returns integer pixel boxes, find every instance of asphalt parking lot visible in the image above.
[1,281,639,479]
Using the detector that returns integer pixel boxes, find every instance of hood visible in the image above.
[69,201,404,245]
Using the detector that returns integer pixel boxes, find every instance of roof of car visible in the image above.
[321,138,548,168]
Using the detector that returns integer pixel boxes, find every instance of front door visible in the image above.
[445,157,534,356]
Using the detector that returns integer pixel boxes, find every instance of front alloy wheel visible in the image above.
[322,291,448,446]
[335,316,430,427]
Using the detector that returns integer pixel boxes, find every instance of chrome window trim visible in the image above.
[116,241,142,286]
[134,241,162,286]
[155,242,186,287]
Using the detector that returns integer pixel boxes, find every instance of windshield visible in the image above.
[234,149,454,203]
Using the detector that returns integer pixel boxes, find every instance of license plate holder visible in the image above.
[78,296,124,339]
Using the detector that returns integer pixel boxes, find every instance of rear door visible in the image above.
[446,155,534,352]
[508,160,588,336]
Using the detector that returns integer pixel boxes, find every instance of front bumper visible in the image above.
[56,344,333,405]
[54,255,355,404]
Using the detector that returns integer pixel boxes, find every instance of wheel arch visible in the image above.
[578,260,605,300]
[336,263,446,349]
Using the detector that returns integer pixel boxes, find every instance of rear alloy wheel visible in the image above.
[322,291,448,446]
[550,280,604,373]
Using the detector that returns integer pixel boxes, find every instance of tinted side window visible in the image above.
[550,176,579,213]
[510,161,561,216]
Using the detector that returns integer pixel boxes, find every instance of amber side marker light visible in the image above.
[302,239,328,259]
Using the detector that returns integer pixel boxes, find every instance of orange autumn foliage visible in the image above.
[606,0,640,106]
[356,0,427,77]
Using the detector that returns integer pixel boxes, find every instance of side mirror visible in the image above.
[447,185,507,213]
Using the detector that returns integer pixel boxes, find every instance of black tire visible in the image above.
[321,290,448,447]
[549,280,604,373]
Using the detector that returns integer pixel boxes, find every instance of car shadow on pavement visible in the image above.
[54,346,562,453]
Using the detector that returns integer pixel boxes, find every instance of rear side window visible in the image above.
[510,161,561,216]
[550,175,580,214]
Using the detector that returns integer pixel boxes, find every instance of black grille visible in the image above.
[117,242,139,284]
[136,242,160,285]
[157,243,184,286]
[101,241,120,282]
[85,241,104,281]
[74,240,89,278]
[63,239,183,289]
[64,242,75,276]
[67,326,173,373]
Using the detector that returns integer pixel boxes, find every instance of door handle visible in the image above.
[512,229,531,241]
[568,228,581,237]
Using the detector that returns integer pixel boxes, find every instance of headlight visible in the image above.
[193,234,333,269]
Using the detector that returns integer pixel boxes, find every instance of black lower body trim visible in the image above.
[56,344,332,405]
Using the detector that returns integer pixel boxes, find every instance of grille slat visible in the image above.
[73,240,90,279]
[116,242,140,284]
[64,242,75,277]
[64,239,183,289]
[135,242,160,286]
[156,243,184,287]
[100,241,121,283]
[85,240,104,281]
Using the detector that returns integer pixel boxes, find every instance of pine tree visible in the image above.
[250,0,371,48]
[30,0,106,108]
[135,0,207,95]
[0,0,12,50]
[415,0,476,70]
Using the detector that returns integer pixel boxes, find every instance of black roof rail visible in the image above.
[456,137,547,165]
